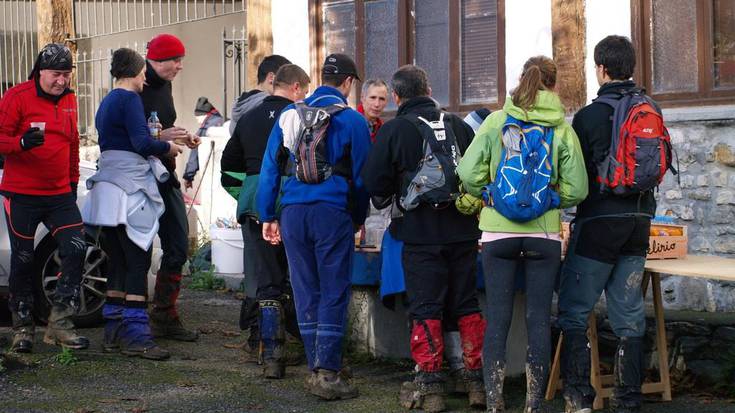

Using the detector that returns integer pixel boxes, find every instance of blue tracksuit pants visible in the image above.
[280,203,353,372]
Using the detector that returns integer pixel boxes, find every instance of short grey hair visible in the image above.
[361,78,389,96]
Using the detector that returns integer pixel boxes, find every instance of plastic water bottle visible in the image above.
[148,111,161,139]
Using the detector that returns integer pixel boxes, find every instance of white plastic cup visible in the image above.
[30,121,46,131]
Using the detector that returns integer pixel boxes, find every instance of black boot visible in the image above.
[560,330,593,413]
[610,336,644,413]
[10,301,34,353]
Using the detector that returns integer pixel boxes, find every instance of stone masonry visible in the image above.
[655,119,735,312]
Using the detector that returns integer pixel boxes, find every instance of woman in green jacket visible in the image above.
[456,56,588,413]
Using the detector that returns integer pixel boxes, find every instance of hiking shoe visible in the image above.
[466,378,486,408]
[121,342,171,360]
[398,380,446,412]
[304,371,318,391]
[43,304,89,350]
[310,368,359,400]
[445,368,467,394]
[10,325,34,353]
[263,359,286,379]
[150,311,199,342]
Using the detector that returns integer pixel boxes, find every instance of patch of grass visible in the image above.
[53,347,78,366]
[187,264,226,290]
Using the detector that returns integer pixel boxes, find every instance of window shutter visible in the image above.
[461,0,499,104]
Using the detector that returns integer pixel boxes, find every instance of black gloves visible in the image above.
[20,127,44,151]
[70,182,78,201]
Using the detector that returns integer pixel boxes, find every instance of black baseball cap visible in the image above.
[322,53,361,80]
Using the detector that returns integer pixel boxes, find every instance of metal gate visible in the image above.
[0,0,38,97]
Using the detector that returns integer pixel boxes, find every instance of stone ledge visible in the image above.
[663,104,735,123]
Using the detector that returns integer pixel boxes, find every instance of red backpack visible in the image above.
[594,89,677,196]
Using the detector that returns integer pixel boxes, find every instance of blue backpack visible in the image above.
[482,115,560,222]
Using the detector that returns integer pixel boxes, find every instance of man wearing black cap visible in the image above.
[257,54,370,399]
[0,43,90,352]
[140,33,201,343]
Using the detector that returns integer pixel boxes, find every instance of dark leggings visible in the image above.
[481,237,560,406]
[103,225,152,308]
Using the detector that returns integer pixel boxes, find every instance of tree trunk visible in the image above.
[36,0,75,49]
[246,0,273,90]
[551,0,586,113]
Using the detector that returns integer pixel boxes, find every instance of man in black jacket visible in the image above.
[220,64,309,378]
[362,65,485,412]
[221,54,292,359]
[558,35,656,413]
[140,34,200,342]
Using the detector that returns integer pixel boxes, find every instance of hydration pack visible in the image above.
[482,115,560,222]
[400,113,462,211]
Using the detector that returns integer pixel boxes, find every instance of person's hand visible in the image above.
[184,179,193,189]
[185,134,202,149]
[160,126,189,143]
[166,142,184,158]
[20,127,44,150]
[262,221,281,245]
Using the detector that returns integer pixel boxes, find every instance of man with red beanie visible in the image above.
[0,43,90,352]
[140,33,200,342]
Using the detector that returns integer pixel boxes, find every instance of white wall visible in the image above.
[272,0,311,76]
[504,0,554,94]
[585,0,631,103]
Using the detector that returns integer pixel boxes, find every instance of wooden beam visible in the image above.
[551,0,586,113]
[246,0,273,90]
[36,0,74,49]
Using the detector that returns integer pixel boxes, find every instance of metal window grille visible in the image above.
[0,0,39,97]
[71,0,246,41]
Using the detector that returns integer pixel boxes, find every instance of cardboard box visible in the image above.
[647,224,688,260]
[561,221,687,260]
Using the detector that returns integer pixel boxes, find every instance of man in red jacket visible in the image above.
[0,43,89,352]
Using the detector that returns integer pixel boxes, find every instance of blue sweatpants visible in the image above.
[280,203,354,372]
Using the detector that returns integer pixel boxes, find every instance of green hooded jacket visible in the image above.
[456,90,588,234]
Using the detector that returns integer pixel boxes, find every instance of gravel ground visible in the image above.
[1,289,734,413]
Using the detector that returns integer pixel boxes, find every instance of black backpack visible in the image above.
[400,112,462,211]
[288,97,348,184]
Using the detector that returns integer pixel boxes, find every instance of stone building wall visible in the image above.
[655,115,735,312]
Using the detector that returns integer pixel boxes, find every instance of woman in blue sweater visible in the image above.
[92,48,182,360]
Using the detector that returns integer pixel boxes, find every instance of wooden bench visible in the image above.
[546,255,735,410]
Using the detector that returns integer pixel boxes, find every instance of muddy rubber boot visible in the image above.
[304,370,318,391]
[561,330,593,413]
[399,372,446,412]
[102,303,124,353]
[484,360,506,412]
[10,302,35,353]
[463,368,486,408]
[120,308,170,361]
[310,368,359,400]
[260,299,286,379]
[43,303,89,349]
[149,310,199,342]
[610,336,644,413]
[151,271,199,342]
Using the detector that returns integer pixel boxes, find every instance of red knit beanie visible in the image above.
[146,34,186,61]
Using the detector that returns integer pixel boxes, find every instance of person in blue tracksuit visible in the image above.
[257,53,370,400]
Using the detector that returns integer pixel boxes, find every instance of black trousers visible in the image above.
[402,240,481,322]
[103,225,151,307]
[246,218,290,301]
[3,192,86,311]
[481,237,561,405]
[157,178,188,274]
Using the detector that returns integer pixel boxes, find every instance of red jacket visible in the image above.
[0,80,80,196]
[357,103,384,143]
